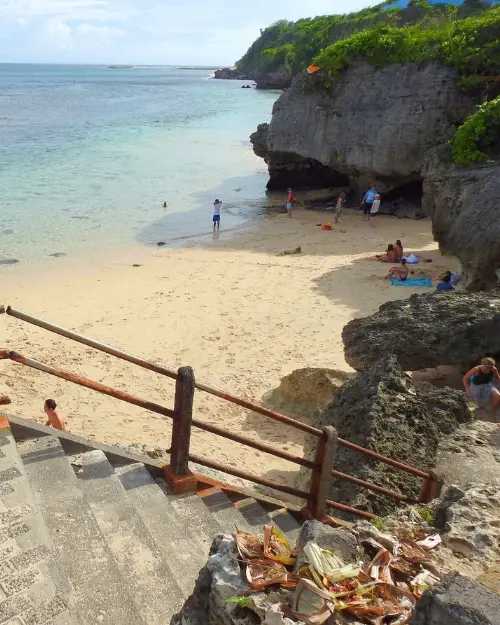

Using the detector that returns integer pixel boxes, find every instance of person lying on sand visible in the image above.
[44,399,66,431]
[376,244,397,263]
[384,259,409,281]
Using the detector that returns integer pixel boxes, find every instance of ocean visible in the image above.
[0,64,278,265]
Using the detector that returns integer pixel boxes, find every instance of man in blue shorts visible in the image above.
[213,199,222,231]
[361,186,378,222]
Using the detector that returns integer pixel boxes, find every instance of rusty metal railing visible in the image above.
[0,306,444,520]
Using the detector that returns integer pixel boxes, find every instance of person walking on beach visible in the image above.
[286,188,295,218]
[44,399,66,431]
[213,199,222,232]
[361,185,378,222]
[334,192,346,224]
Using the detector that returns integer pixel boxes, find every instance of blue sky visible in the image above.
[0,0,374,65]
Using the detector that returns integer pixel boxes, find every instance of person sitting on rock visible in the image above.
[384,259,409,281]
[436,271,454,292]
[376,244,397,263]
[44,399,66,431]
[463,357,500,417]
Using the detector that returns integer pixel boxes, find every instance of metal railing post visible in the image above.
[418,470,444,504]
[304,426,338,520]
[163,366,198,494]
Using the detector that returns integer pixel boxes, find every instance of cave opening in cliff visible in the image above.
[266,154,350,191]
[382,180,423,214]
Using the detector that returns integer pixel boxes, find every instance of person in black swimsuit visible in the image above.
[463,357,500,418]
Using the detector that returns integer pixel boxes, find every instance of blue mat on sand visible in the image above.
[391,277,432,287]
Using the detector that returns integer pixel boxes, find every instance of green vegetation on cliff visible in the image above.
[450,96,500,164]
[237,0,492,76]
[314,6,500,78]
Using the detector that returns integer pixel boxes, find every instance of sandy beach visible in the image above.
[0,208,456,492]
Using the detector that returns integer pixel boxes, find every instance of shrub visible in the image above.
[450,96,500,164]
[313,8,500,78]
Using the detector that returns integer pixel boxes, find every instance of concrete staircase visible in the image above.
[0,425,300,625]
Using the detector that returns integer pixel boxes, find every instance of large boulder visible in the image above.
[296,357,471,518]
[412,573,500,625]
[258,63,472,196]
[342,291,500,371]
[423,155,500,291]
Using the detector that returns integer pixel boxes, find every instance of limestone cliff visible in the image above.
[423,153,500,290]
[251,63,472,202]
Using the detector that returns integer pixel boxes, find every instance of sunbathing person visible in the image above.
[384,259,409,281]
[376,244,397,263]
[394,239,404,260]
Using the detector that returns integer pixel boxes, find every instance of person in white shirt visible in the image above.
[369,194,381,227]
[213,199,222,231]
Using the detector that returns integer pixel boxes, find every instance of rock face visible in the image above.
[254,63,471,197]
[433,481,500,565]
[296,357,471,518]
[423,154,500,291]
[295,520,358,568]
[342,291,500,371]
[412,572,500,625]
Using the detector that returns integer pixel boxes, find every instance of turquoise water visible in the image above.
[0,64,278,264]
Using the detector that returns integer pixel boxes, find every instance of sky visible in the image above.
[0,0,375,65]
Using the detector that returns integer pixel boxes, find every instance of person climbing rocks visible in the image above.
[463,357,500,417]
[286,188,295,218]
[44,399,66,431]
[361,185,378,222]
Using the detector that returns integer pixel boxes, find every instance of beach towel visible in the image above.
[391,277,432,287]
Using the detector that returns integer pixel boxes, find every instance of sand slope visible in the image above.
[0,210,455,490]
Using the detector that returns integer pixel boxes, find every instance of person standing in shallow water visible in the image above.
[212,199,222,232]
[463,357,500,418]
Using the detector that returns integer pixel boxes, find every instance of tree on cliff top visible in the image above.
[235,0,483,76]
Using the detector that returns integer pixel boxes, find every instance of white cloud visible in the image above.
[0,0,377,64]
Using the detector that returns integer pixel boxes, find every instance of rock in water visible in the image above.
[342,292,500,371]
[413,572,500,625]
[296,356,470,518]
[423,155,500,291]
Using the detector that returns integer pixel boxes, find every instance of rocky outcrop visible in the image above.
[413,573,500,625]
[263,367,352,420]
[342,291,500,371]
[296,357,471,518]
[255,63,472,198]
[433,481,500,565]
[213,67,251,80]
[423,154,500,290]
[250,123,269,160]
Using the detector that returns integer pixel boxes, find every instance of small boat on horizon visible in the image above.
[108,65,135,70]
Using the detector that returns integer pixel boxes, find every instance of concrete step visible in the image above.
[72,450,186,623]
[113,462,208,598]
[0,428,75,625]
[20,436,145,625]
[198,488,254,534]
[166,486,223,555]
